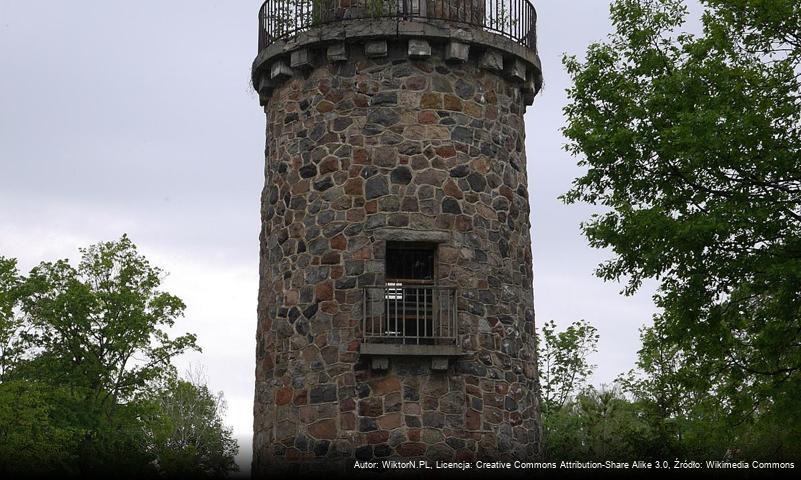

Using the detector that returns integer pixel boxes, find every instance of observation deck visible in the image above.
[252,0,542,104]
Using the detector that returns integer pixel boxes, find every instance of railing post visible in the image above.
[452,289,457,341]
[362,287,367,339]
[416,286,420,344]
[402,285,406,343]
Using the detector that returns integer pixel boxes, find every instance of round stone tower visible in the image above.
[252,0,543,474]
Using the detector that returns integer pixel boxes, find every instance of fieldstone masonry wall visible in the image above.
[254,37,540,474]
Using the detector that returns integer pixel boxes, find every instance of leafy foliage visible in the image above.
[0,258,25,382]
[538,320,645,460]
[0,380,80,476]
[543,384,653,461]
[542,319,801,461]
[142,373,239,478]
[17,235,197,399]
[539,321,656,461]
[0,237,237,477]
[538,319,599,411]
[562,0,801,443]
[620,321,801,460]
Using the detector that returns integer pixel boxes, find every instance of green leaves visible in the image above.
[543,317,801,461]
[538,319,599,411]
[0,258,24,382]
[542,383,654,461]
[0,236,234,476]
[141,373,239,478]
[0,380,83,475]
[17,235,199,404]
[563,0,801,424]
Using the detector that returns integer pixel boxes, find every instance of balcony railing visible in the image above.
[258,0,537,52]
[362,285,457,345]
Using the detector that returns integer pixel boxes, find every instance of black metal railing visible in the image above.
[258,0,537,52]
[362,285,457,345]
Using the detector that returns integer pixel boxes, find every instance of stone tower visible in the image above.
[252,0,542,474]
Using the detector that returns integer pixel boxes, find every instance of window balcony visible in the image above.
[361,284,460,357]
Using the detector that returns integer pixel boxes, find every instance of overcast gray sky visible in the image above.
[1,0,702,471]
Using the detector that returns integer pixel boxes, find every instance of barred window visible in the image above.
[362,241,456,347]
[385,242,435,282]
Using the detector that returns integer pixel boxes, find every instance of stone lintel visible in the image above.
[327,43,347,62]
[290,48,312,69]
[365,40,388,58]
[445,41,469,63]
[408,39,431,58]
[479,49,504,72]
[374,228,450,243]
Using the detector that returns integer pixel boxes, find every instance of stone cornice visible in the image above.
[251,19,543,107]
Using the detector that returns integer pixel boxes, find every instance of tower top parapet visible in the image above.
[252,0,542,105]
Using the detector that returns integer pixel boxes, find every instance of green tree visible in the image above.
[0,380,81,476]
[11,235,200,475]
[544,383,653,461]
[0,236,244,476]
[17,235,198,399]
[618,326,684,443]
[538,320,639,461]
[538,319,599,411]
[562,0,801,434]
[142,371,239,478]
[0,257,25,382]
[622,319,801,460]
[575,385,652,460]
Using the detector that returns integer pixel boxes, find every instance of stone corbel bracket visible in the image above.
[252,19,543,107]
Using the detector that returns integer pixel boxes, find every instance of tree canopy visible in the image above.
[142,372,239,478]
[18,235,197,403]
[538,319,599,411]
[563,0,801,430]
[0,236,237,477]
